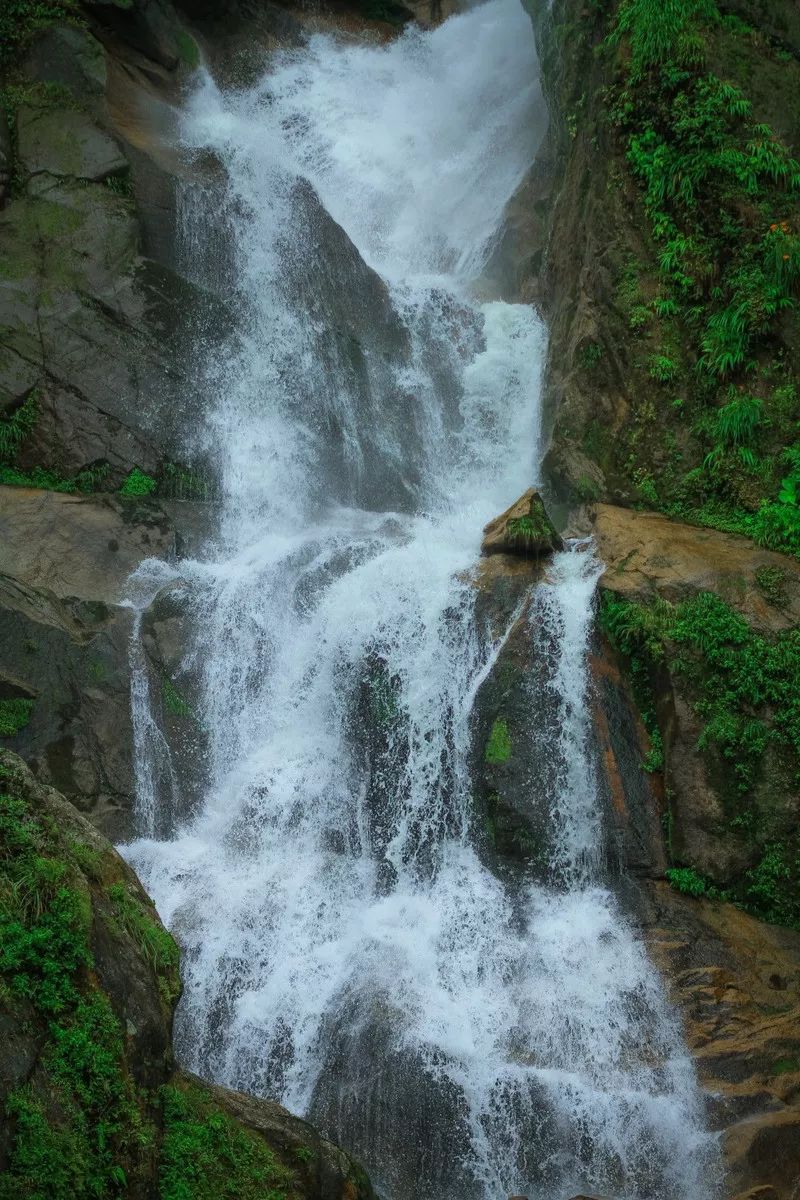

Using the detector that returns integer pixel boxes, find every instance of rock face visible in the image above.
[638,883,800,1200]
[0,750,376,1199]
[0,485,205,841]
[0,0,217,840]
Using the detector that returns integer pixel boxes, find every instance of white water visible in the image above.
[123,2,719,1197]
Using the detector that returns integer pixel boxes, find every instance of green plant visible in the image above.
[0,781,145,1197]
[159,1082,294,1200]
[755,565,787,607]
[0,392,38,464]
[485,717,511,765]
[161,678,193,720]
[0,465,77,492]
[601,589,800,798]
[119,468,157,497]
[666,866,717,897]
[579,341,604,369]
[0,698,35,737]
[648,354,678,383]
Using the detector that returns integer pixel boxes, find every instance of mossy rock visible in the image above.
[481,488,563,558]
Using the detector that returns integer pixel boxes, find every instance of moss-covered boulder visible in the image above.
[481,488,563,558]
[0,751,377,1200]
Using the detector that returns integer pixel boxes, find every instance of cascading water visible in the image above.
[123,2,720,1197]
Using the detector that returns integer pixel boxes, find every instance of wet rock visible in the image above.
[589,633,666,878]
[482,487,563,557]
[23,26,108,115]
[724,1111,800,1200]
[17,106,128,181]
[639,882,800,1197]
[0,750,375,1197]
[192,1070,377,1200]
[0,487,175,604]
[0,750,178,1113]
[0,487,203,838]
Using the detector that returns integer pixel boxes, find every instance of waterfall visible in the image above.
[123,2,720,1197]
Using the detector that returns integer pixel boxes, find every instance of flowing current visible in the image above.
[124,2,719,1197]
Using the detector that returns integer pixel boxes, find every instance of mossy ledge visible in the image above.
[0,750,376,1200]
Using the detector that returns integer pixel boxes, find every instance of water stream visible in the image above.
[123,2,720,1196]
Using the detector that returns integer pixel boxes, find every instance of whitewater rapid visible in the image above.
[123,2,720,1197]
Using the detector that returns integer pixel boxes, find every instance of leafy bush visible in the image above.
[119,468,158,497]
[601,590,800,795]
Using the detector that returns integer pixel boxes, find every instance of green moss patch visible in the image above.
[0,778,149,1198]
[562,0,800,557]
[485,717,512,765]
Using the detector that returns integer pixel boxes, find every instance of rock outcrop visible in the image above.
[0,750,376,1200]
[592,504,800,634]
[481,487,563,558]
[0,485,205,841]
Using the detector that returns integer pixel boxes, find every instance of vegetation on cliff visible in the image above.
[551,0,800,553]
[601,589,800,928]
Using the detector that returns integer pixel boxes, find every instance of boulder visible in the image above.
[17,105,128,181]
[23,25,108,111]
[0,487,176,604]
[482,487,563,557]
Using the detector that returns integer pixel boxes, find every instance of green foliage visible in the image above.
[610,0,718,75]
[119,467,158,497]
[158,1082,294,1200]
[0,393,38,464]
[579,341,604,369]
[160,461,213,501]
[648,353,678,383]
[0,465,77,492]
[666,866,716,897]
[643,725,664,772]
[601,0,800,553]
[755,565,787,607]
[0,698,35,737]
[743,842,800,929]
[0,780,145,1197]
[485,717,512,765]
[603,589,800,796]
